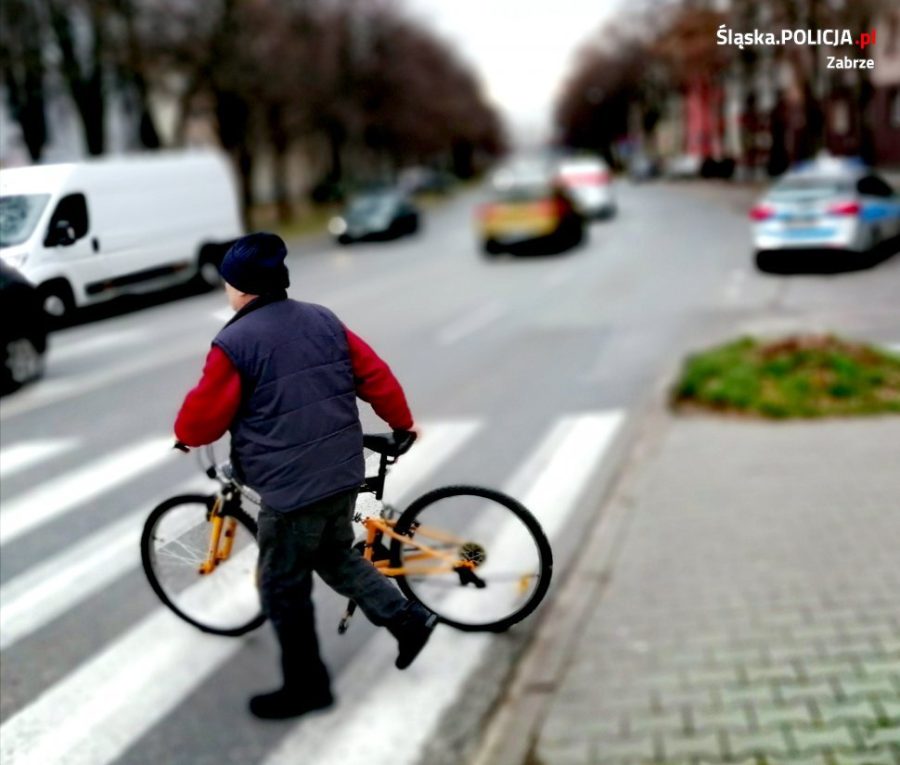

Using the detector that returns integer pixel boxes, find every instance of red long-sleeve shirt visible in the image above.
[174,327,413,446]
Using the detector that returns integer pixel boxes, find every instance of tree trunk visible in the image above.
[1,0,47,161]
[173,80,198,146]
[47,0,106,155]
[236,144,254,230]
[116,0,161,149]
[267,104,292,224]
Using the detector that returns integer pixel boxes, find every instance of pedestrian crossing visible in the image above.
[0,411,625,765]
[0,437,175,547]
[0,439,78,479]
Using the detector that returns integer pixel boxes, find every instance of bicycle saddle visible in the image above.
[363,430,417,456]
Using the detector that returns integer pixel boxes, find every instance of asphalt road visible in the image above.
[1,180,898,765]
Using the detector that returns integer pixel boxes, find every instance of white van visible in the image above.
[0,150,243,320]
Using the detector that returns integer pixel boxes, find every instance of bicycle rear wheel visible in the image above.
[141,494,265,637]
[389,486,552,632]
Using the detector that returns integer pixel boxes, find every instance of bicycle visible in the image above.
[141,431,553,637]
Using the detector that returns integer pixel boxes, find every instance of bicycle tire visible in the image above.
[141,494,266,637]
[389,485,553,633]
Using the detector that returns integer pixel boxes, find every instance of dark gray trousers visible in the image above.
[256,488,408,692]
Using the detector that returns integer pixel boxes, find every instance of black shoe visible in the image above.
[248,687,334,720]
[391,604,438,670]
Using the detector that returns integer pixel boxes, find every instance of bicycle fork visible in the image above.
[198,495,239,575]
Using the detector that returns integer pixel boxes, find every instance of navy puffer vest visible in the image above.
[213,297,364,511]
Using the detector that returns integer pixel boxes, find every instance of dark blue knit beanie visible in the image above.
[219,232,290,294]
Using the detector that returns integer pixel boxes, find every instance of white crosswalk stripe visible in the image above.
[0,437,175,547]
[0,439,78,479]
[0,479,209,651]
[48,329,150,365]
[262,410,625,765]
[0,420,481,765]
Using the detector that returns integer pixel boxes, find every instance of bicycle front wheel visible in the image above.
[390,486,553,632]
[141,494,265,637]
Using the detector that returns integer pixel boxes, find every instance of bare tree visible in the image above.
[110,0,161,148]
[0,0,48,161]
[44,0,109,155]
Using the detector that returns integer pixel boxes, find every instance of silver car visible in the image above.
[751,163,900,267]
[555,157,616,219]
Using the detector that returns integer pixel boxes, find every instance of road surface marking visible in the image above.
[0,437,174,547]
[0,420,481,765]
[438,301,508,346]
[0,479,207,651]
[0,570,252,765]
[0,341,204,420]
[48,329,149,365]
[262,409,626,765]
[0,439,78,479]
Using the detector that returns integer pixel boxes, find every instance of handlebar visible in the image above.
[174,430,416,502]
[173,430,417,469]
[392,429,418,455]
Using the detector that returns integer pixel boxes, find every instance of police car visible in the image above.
[751,158,900,269]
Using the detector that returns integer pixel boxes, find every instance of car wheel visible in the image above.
[570,222,585,247]
[754,250,782,273]
[868,227,882,253]
[38,281,75,324]
[3,336,45,391]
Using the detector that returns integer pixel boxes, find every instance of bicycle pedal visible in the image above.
[352,540,391,562]
[456,566,487,589]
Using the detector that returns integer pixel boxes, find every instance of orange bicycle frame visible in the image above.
[358,516,475,577]
[199,494,239,575]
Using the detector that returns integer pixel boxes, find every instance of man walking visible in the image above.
[174,232,435,720]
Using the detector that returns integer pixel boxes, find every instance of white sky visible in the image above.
[404,0,621,146]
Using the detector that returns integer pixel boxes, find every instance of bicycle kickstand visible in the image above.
[338,600,358,635]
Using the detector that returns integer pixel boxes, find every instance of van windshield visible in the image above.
[0,194,51,247]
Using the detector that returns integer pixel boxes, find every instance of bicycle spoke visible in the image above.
[144,500,262,634]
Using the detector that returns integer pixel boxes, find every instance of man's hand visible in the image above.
[392,429,417,455]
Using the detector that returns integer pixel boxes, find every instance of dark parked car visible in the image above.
[1,260,47,394]
[329,190,420,245]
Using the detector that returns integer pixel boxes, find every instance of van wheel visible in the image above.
[39,281,75,325]
[195,245,223,291]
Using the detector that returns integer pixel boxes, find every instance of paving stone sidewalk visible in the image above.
[533,417,900,765]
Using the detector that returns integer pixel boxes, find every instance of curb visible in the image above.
[467,386,677,765]
[409,399,661,765]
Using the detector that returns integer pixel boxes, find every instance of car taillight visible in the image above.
[826,201,860,216]
[749,204,775,221]
[535,199,569,218]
